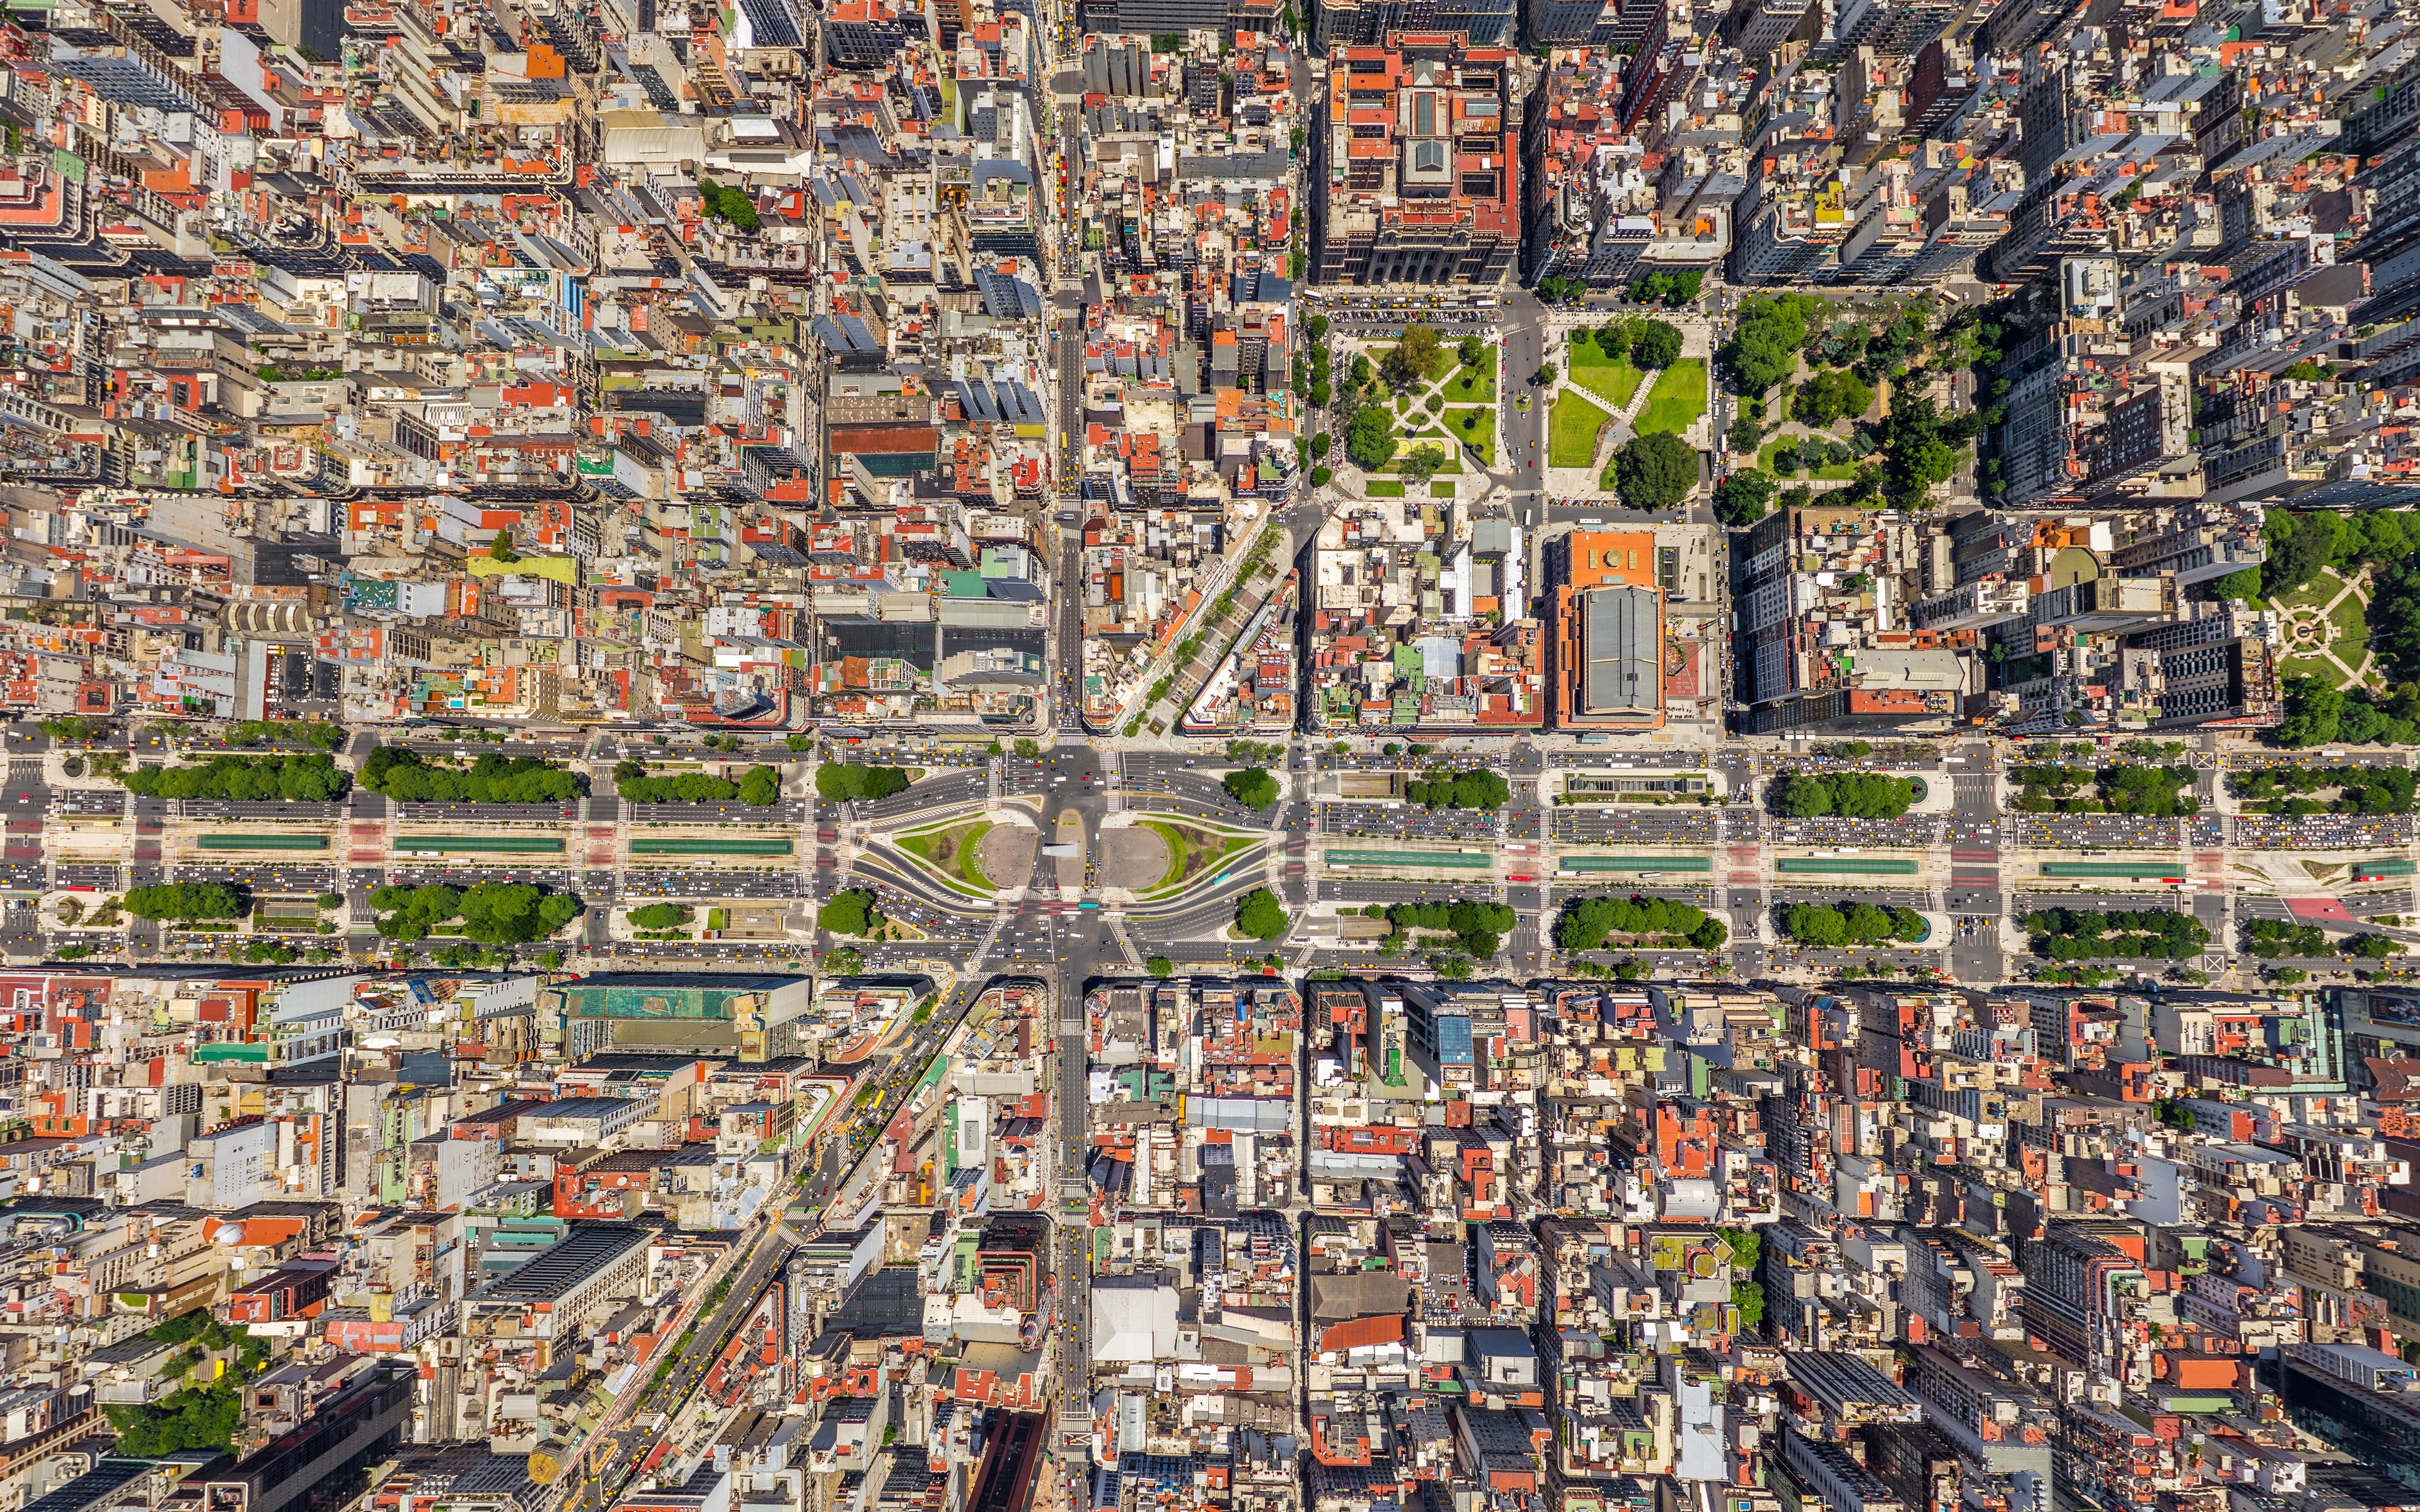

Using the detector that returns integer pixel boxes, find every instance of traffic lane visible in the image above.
[621,873,803,898]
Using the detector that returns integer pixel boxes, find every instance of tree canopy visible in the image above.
[1345,405,1398,471]
[1873,389,1976,508]
[1768,772,1914,818]
[1223,767,1281,809]
[1387,899,1516,959]
[107,1382,243,1457]
[370,882,582,943]
[1627,268,1703,306]
[1555,893,1727,953]
[1794,367,1874,428]
[121,753,350,803]
[1615,432,1697,510]
[1381,325,1449,387]
[1719,293,1826,393]
[815,763,912,802]
[696,177,761,233]
[616,763,782,805]
[123,883,244,921]
[2371,566,2420,683]
[1405,769,1510,809]
[1628,319,1683,370]
[1235,887,1291,941]
[359,748,583,803]
[1778,901,1927,948]
[1714,468,1774,526]
[817,889,884,937]
[2026,907,2208,961]
[2263,509,2341,601]
[2262,679,2420,750]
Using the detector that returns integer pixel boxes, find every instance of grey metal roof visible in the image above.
[1582,583,1658,716]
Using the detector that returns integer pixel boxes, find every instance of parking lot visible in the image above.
[1315,801,1499,842]
[1772,815,1941,847]
[1552,809,1717,844]
[2228,813,2415,848]
[178,864,340,892]
[622,871,803,898]
[2015,816,2191,849]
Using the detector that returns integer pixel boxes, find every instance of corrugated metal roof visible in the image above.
[1583,583,1657,714]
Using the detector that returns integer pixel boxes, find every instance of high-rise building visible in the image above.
[260,0,342,60]
[1726,0,1813,59]
[1312,35,1522,286]
[1316,0,1516,49]
[1523,0,1658,48]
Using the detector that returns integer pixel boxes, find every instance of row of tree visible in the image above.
[616,762,783,805]
[222,719,344,750]
[2024,907,2209,961]
[2231,760,2417,815]
[1373,899,1516,959]
[1534,270,1705,307]
[2244,919,2329,959]
[1405,769,1511,810]
[2007,764,2198,817]
[359,748,585,803]
[1555,894,1727,953]
[2236,922,2406,963]
[815,763,913,802]
[124,883,245,920]
[1767,772,1915,818]
[369,883,583,943]
[1777,902,1925,948]
[121,753,350,803]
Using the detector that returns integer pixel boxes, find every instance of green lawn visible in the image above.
[1760,433,1858,480]
[1444,406,1494,463]
[1429,480,1455,498]
[956,820,996,890]
[1569,345,1646,412]
[1139,821,1255,896]
[2273,568,2345,614]
[2329,588,2370,646]
[896,823,993,897]
[1549,391,1613,467]
[1141,820,1196,893]
[1635,359,1706,436]
[1364,479,1406,496]
[1443,359,1497,405]
[2280,653,2344,684]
